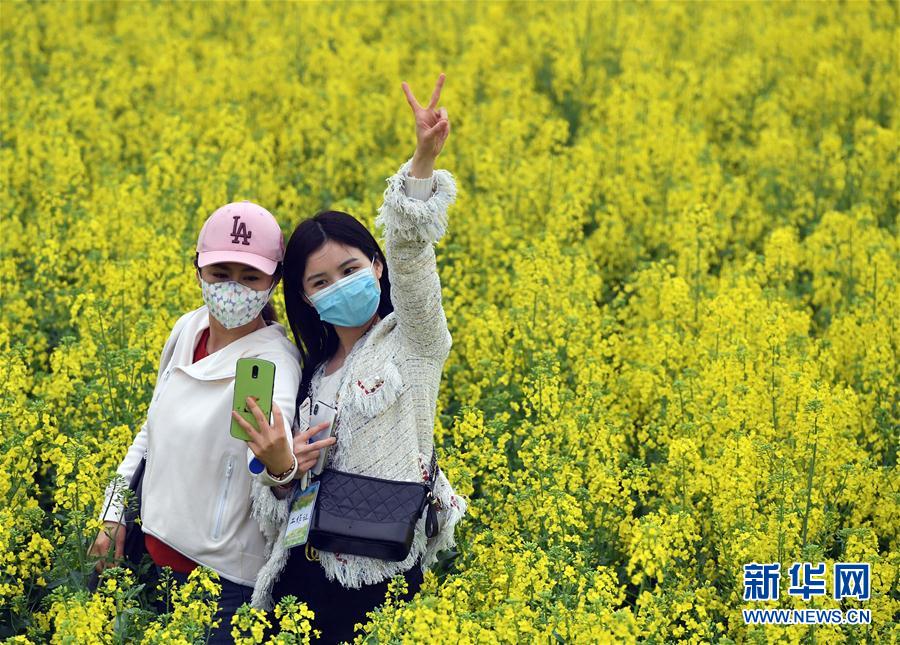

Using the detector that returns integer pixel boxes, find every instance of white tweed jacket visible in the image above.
[249,156,468,608]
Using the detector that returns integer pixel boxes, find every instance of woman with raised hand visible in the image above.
[90,202,320,643]
[248,73,467,642]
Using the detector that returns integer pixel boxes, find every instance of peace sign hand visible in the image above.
[402,73,451,163]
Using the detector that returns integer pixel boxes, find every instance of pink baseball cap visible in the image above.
[196,200,285,275]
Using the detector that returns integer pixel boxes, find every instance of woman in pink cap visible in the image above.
[90,202,335,643]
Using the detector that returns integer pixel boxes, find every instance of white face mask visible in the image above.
[200,276,274,329]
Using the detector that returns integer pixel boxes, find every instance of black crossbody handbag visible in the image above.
[307,450,441,561]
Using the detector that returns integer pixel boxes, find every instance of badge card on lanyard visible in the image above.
[283,480,319,549]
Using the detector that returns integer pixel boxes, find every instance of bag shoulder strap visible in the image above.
[424,447,440,538]
[427,448,438,493]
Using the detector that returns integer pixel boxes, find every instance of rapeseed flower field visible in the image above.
[1,1,897,642]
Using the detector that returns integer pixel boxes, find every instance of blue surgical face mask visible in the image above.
[306,257,380,327]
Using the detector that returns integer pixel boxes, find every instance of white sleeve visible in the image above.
[404,173,436,201]
[98,421,147,525]
[374,157,457,360]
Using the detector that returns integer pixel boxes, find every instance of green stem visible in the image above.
[777,458,786,565]
[800,413,819,549]
[96,308,120,426]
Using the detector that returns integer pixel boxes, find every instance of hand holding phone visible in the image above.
[242,399,294,478]
[308,400,337,475]
[292,418,337,477]
[231,358,276,441]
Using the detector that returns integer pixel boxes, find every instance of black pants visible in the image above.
[271,548,424,644]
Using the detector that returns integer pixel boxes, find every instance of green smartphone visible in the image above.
[231,358,276,441]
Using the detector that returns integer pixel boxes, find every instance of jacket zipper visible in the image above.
[212,455,235,540]
[151,367,175,405]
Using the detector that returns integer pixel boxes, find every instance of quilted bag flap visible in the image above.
[316,468,428,523]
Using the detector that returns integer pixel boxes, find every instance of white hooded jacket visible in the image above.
[98,305,301,587]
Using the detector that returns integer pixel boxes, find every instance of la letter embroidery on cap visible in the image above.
[230,216,252,245]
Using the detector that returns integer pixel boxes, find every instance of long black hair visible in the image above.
[283,210,394,405]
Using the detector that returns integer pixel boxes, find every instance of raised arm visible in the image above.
[374,73,457,360]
